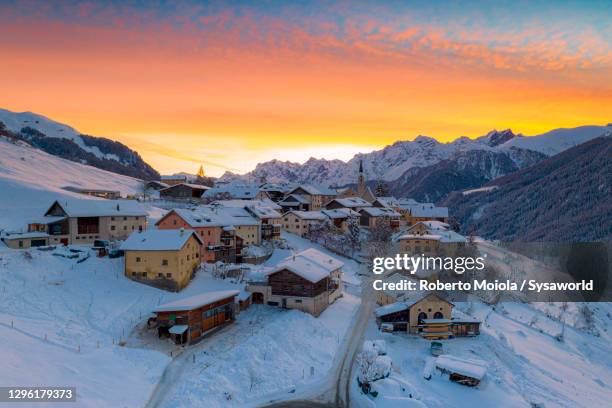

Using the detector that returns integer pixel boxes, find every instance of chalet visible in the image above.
[1,232,49,249]
[152,290,239,344]
[398,221,466,255]
[159,183,209,199]
[247,248,343,316]
[259,183,291,202]
[324,197,372,212]
[278,194,311,212]
[375,293,453,335]
[321,208,359,232]
[62,186,121,199]
[29,199,148,245]
[160,174,187,186]
[375,293,480,338]
[120,229,203,291]
[144,180,169,191]
[282,211,327,236]
[372,196,401,210]
[286,185,336,211]
[403,203,449,225]
[202,184,267,201]
[358,207,401,229]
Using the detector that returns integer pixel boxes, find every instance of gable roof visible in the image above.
[44,199,148,218]
[373,196,401,208]
[321,208,360,219]
[326,197,372,208]
[359,207,401,217]
[407,204,449,218]
[287,210,327,221]
[158,206,260,228]
[280,194,311,204]
[120,229,202,251]
[289,184,336,196]
[202,184,261,199]
[271,248,343,283]
[153,290,240,312]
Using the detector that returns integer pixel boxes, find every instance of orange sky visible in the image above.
[1,1,611,176]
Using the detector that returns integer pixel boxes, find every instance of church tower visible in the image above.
[358,159,366,194]
[197,165,205,178]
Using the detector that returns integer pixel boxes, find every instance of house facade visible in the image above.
[121,229,203,291]
[358,207,401,229]
[375,293,454,336]
[398,221,466,255]
[30,199,148,245]
[247,248,343,316]
[1,232,49,249]
[159,183,209,199]
[282,211,327,236]
[286,185,336,211]
[153,290,239,344]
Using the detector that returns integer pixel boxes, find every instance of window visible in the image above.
[187,255,190,261]
[135,217,139,220]
[162,259,168,266]
[166,273,171,278]
[131,226,134,230]
[18,240,23,248]
[136,257,141,262]
[111,226,116,231]
[123,217,127,221]
[123,226,127,230]
[158,273,163,278]
[76,236,80,240]
[131,272,136,276]
[207,230,211,236]
[295,299,302,304]
[142,272,147,278]
[111,217,115,221]
[173,220,177,225]
[428,308,432,312]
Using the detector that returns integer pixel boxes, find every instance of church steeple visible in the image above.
[358,159,365,194]
[197,165,205,178]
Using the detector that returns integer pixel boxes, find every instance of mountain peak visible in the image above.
[483,129,519,147]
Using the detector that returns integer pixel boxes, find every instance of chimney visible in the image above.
[180,227,185,236]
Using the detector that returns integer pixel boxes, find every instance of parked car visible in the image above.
[430,341,444,356]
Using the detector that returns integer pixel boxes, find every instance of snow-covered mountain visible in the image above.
[222,126,611,188]
[0,108,159,180]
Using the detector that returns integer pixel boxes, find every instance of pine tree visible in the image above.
[346,216,361,255]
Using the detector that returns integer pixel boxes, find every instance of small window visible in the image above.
[135,216,139,220]
[111,226,116,231]
[131,272,136,276]
[428,308,432,312]
[123,217,127,221]
[166,273,171,278]
[111,217,115,221]
[136,257,141,262]
[173,220,177,225]
[295,299,302,304]
[18,240,23,248]
[162,259,168,266]
[158,273,163,278]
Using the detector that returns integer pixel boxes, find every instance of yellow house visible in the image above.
[120,229,203,292]
[398,221,466,256]
[375,293,454,336]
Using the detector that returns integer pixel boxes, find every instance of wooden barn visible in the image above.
[160,183,209,199]
[152,290,239,345]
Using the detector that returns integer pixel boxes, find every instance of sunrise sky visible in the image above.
[1,0,611,176]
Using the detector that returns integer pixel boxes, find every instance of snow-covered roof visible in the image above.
[153,290,240,312]
[359,207,401,217]
[408,204,449,218]
[374,196,401,208]
[435,355,487,380]
[246,205,282,219]
[398,234,442,241]
[202,184,260,199]
[272,248,343,283]
[326,197,371,208]
[1,231,49,240]
[289,184,336,196]
[160,206,259,228]
[213,198,281,211]
[280,194,311,204]
[168,325,188,334]
[45,198,148,217]
[321,208,360,219]
[375,302,409,317]
[120,229,202,251]
[410,221,450,231]
[288,210,327,221]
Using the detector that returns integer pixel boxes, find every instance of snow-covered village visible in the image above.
[1,108,611,407]
[2,1,612,407]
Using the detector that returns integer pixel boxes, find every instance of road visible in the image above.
[259,277,376,408]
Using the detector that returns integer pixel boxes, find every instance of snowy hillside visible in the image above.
[222,126,611,188]
[0,138,146,230]
[0,108,159,180]
[357,299,612,408]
